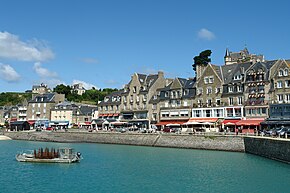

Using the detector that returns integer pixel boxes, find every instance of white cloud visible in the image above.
[72,80,98,90]
[197,28,215,40]
[0,63,21,82]
[33,62,58,78]
[0,31,54,62]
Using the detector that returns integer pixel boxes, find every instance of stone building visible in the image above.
[27,93,65,128]
[32,83,51,94]
[224,47,264,65]
[71,83,86,95]
[120,71,166,129]
[154,77,195,130]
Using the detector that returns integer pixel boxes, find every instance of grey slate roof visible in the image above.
[29,93,55,103]
[221,62,252,84]
[98,90,122,106]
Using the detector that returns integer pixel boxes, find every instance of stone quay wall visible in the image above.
[244,136,290,164]
[5,132,245,152]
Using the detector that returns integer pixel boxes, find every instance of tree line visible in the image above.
[53,84,118,104]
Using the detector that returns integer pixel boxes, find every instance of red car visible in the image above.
[46,127,53,131]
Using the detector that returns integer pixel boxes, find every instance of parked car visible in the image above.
[46,127,53,131]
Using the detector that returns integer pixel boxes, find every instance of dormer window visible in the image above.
[165,91,169,97]
[279,69,284,76]
[204,77,209,84]
[234,75,242,80]
[104,97,109,102]
[184,89,189,95]
[228,86,233,93]
[285,69,289,76]
[133,86,137,93]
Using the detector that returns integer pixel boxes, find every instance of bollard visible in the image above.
[286,134,288,139]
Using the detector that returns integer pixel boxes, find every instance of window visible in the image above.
[205,110,211,117]
[277,94,283,103]
[209,76,214,83]
[130,95,133,102]
[228,86,233,93]
[197,88,203,95]
[204,77,209,84]
[237,85,242,92]
[136,96,140,102]
[193,110,201,117]
[197,99,202,106]
[285,80,290,88]
[285,94,290,102]
[184,89,189,95]
[152,104,157,110]
[165,102,169,107]
[279,69,284,76]
[238,96,243,105]
[216,87,221,93]
[277,81,282,88]
[123,96,127,102]
[285,69,289,76]
[207,87,212,94]
[234,75,242,80]
[183,101,188,106]
[216,99,221,106]
[207,99,212,106]
[229,97,233,105]
[165,91,169,97]
[133,86,137,93]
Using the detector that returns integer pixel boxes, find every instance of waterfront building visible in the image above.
[72,104,95,129]
[27,93,65,128]
[97,90,122,129]
[119,71,166,129]
[224,47,264,65]
[191,63,223,131]
[243,60,277,119]
[50,101,77,129]
[220,62,252,131]
[261,103,290,129]
[268,59,290,104]
[154,77,195,130]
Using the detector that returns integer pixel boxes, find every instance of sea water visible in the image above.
[0,140,289,193]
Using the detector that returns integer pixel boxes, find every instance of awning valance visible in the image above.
[156,120,188,126]
[184,118,218,125]
[236,119,264,126]
[221,119,240,125]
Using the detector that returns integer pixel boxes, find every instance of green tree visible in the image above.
[192,50,212,72]
[53,84,72,97]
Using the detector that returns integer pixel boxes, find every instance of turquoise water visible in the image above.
[1,140,290,193]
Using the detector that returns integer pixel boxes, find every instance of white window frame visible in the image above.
[277,81,283,88]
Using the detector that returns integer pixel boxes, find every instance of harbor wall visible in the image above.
[4,132,245,152]
[244,136,290,164]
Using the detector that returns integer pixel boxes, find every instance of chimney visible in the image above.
[158,71,164,78]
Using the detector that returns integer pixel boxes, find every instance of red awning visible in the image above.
[99,114,103,116]
[156,120,188,126]
[108,114,114,116]
[113,113,119,116]
[85,122,91,125]
[235,119,264,126]
[221,119,240,125]
[103,114,108,116]
[184,118,218,125]
[28,120,35,125]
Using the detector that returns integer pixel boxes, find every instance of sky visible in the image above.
[0,0,290,92]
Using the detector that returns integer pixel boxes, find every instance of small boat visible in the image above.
[16,147,82,163]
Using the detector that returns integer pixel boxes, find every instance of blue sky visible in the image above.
[0,0,289,92]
